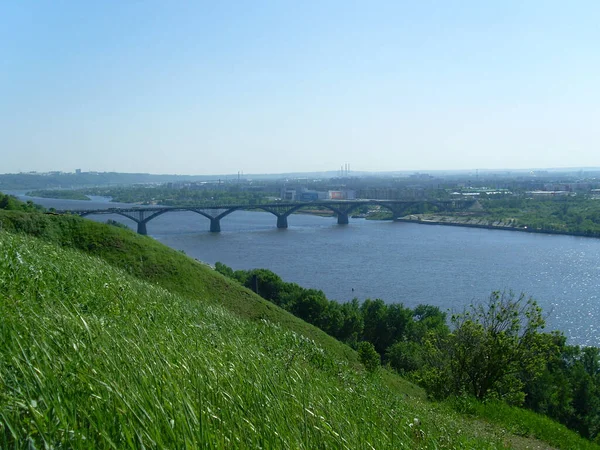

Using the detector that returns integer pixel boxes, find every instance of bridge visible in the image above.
[55,200,472,235]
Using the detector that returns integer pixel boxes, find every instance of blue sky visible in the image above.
[1,1,599,175]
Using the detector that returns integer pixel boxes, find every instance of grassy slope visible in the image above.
[0,210,597,449]
[0,210,363,374]
[1,231,498,448]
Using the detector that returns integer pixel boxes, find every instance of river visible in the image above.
[9,193,600,346]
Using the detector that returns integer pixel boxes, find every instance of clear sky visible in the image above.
[1,1,599,175]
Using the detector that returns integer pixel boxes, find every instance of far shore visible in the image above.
[396,215,600,239]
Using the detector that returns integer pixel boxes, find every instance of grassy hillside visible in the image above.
[1,210,598,448]
[0,210,364,371]
[0,231,498,448]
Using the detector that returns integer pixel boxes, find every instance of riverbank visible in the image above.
[25,189,91,201]
[397,214,600,239]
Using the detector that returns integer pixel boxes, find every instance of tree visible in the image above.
[410,304,448,343]
[214,262,235,278]
[244,269,284,303]
[358,341,380,373]
[420,291,553,404]
[385,303,413,344]
[338,299,364,345]
[360,299,390,354]
[386,340,423,373]
[291,291,329,326]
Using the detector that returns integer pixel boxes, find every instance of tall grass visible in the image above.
[1,231,509,448]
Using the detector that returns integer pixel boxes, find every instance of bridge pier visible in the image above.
[210,218,221,233]
[337,213,349,225]
[389,207,403,221]
[277,215,288,229]
[137,221,147,235]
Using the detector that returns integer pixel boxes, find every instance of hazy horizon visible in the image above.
[2,1,599,174]
[5,165,600,179]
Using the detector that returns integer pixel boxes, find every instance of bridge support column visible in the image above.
[137,221,147,235]
[277,215,288,229]
[210,218,221,233]
[390,207,402,221]
[337,213,349,225]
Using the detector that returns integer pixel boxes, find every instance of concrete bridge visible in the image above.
[56,200,471,235]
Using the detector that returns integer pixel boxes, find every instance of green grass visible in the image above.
[1,230,511,449]
[1,210,598,448]
[0,210,362,368]
[448,396,600,450]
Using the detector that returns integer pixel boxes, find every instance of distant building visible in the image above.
[527,190,571,197]
[281,188,296,201]
[328,190,356,200]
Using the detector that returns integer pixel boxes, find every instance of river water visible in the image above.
[10,193,600,346]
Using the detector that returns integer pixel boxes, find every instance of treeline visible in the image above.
[215,263,447,350]
[216,263,600,442]
[82,186,274,206]
[0,193,44,212]
[26,189,91,201]
[481,196,600,236]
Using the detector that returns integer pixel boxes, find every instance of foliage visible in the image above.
[477,196,600,236]
[410,292,600,441]
[26,189,91,200]
[358,341,380,373]
[420,291,551,404]
[214,264,448,358]
[386,340,424,374]
[0,193,44,212]
[81,185,275,206]
[523,335,600,440]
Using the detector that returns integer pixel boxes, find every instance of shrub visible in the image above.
[358,341,380,373]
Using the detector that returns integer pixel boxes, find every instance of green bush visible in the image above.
[358,341,380,373]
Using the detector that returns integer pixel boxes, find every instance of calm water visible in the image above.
[12,193,600,346]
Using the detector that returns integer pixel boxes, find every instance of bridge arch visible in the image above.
[185,207,241,232]
[78,209,172,235]
[252,204,307,229]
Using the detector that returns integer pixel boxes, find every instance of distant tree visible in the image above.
[338,299,364,345]
[386,340,423,373]
[244,269,284,303]
[291,291,329,326]
[360,299,390,354]
[409,304,448,343]
[385,303,413,344]
[214,262,235,279]
[358,341,380,373]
